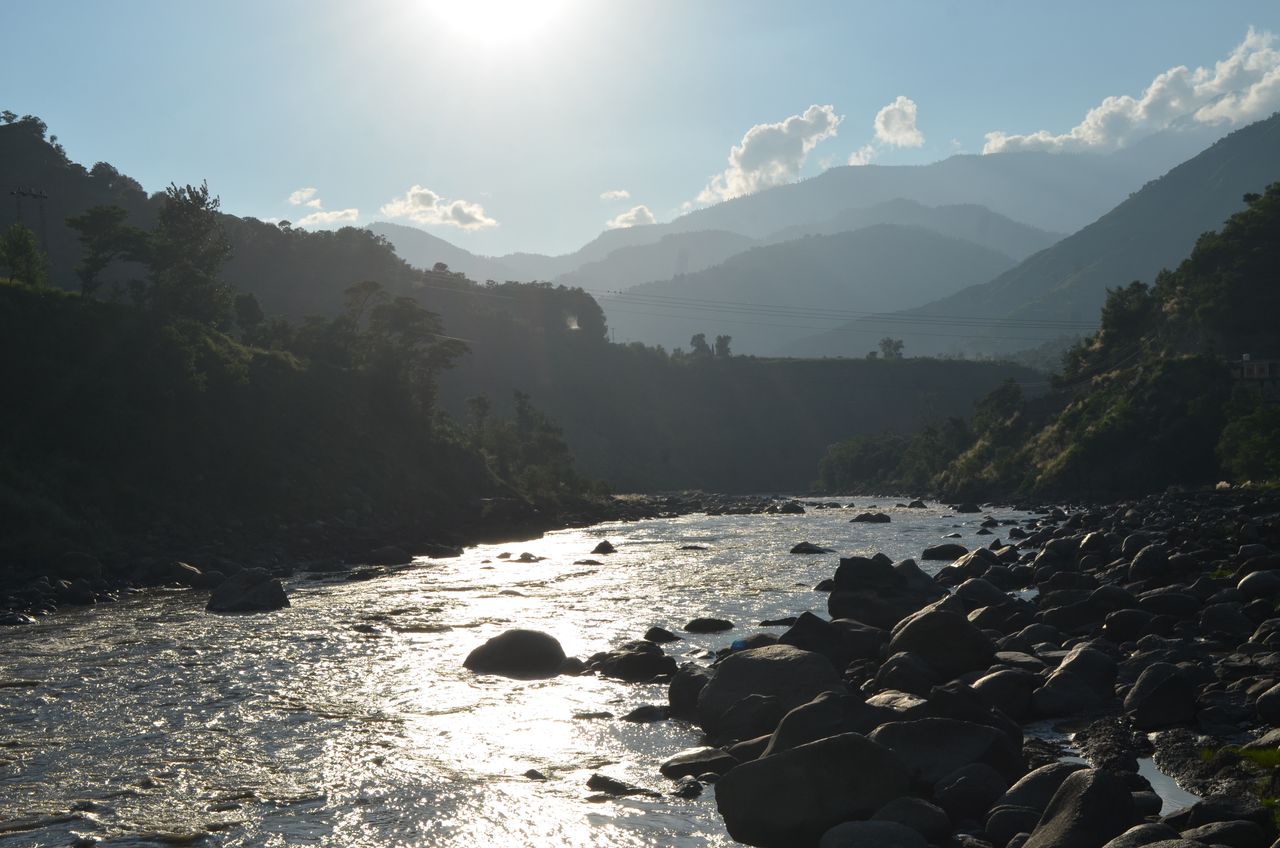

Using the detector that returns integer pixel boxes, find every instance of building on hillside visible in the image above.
[1230,355,1280,402]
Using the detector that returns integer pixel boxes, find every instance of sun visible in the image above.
[425,0,573,48]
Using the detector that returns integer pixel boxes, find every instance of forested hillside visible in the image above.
[819,182,1280,499]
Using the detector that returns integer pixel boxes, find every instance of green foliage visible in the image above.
[145,182,234,325]
[0,222,49,287]
[1219,395,1280,481]
[65,204,146,296]
[879,337,905,360]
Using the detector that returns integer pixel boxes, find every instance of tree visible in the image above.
[0,110,16,124]
[66,205,146,296]
[146,181,233,325]
[0,222,49,287]
[689,333,712,357]
[879,337,905,359]
[714,334,732,357]
[233,292,264,341]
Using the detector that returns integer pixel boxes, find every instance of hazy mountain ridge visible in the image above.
[786,112,1280,358]
[605,224,1017,353]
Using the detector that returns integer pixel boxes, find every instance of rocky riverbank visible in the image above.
[468,487,1280,847]
[0,491,807,625]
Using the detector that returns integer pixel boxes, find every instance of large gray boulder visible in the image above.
[463,629,565,679]
[872,797,952,842]
[998,762,1089,816]
[696,644,845,737]
[827,556,945,629]
[206,568,289,613]
[763,691,890,757]
[715,732,910,847]
[887,608,995,681]
[868,718,1023,787]
[1023,769,1135,848]
[1123,662,1195,729]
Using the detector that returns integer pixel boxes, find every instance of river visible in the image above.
[2,500,1040,846]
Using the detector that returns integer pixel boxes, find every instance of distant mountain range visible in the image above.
[786,112,1280,358]
[602,224,1018,353]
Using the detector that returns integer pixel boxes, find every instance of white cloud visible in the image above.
[380,185,498,231]
[874,96,924,147]
[697,104,842,204]
[848,144,877,166]
[605,204,657,229]
[600,189,631,201]
[288,187,322,209]
[984,27,1280,153]
[295,208,359,228]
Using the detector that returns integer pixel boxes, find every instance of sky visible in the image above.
[3,0,1280,256]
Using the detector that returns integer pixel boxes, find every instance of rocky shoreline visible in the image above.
[468,487,1280,848]
[0,491,802,625]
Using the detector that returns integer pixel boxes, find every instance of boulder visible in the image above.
[206,568,289,613]
[1100,823,1181,847]
[972,669,1040,721]
[872,797,952,842]
[1124,663,1195,729]
[697,645,845,736]
[684,617,734,633]
[997,762,1088,816]
[818,820,925,848]
[668,663,713,719]
[923,543,970,561]
[1023,769,1135,848]
[933,762,1008,823]
[778,611,885,669]
[463,629,565,679]
[644,626,681,643]
[875,652,942,696]
[869,718,1024,787]
[592,540,616,554]
[887,609,994,681]
[1178,820,1266,848]
[1256,682,1280,724]
[792,542,833,554]
[659,746,738,780]
[828,558,946,629]
[1238,571,1280,602]
[595,642,677,683]
[715,733,910,848]
[763,691,890,757]
[850,512,892,524]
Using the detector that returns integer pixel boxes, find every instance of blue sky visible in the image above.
[3,1,1279,255]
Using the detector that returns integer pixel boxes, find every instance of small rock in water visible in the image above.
[515,552,543,563]
[791,542,833,554]
[644,626,681,643]
[573,711,614,720]
[684,617,734,633]
[592,540,616,555]
[573,559,603,565]
[670,776,702,798]
[679,544,708,551]
[206,568,289,613]
[622,704,669,722]
[850,512,892,523]
[524,769,548,781]
[463,629,566,679]
[586,773,660,797]
[759,616,798,627]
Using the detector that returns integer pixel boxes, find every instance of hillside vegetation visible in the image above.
[820,182,1280,499]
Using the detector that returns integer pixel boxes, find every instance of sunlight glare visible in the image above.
[426,0,573,48]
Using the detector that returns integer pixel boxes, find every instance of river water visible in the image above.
[2,501,1043,846]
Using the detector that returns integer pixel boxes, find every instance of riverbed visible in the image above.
[0,500,1172,846]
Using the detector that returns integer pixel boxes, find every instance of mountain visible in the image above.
[763,199,1061,262]
[553,230,755,293]
[364,221,517,282]
[658,125,1225,238]
[788,113,1280,359]
[604,224,1017,354]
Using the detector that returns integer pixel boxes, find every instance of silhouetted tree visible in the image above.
[879,337,905,359]
[66,205,146,296]
[146,181,233,325]
[689,333,711,358]
[714,334,732,357]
